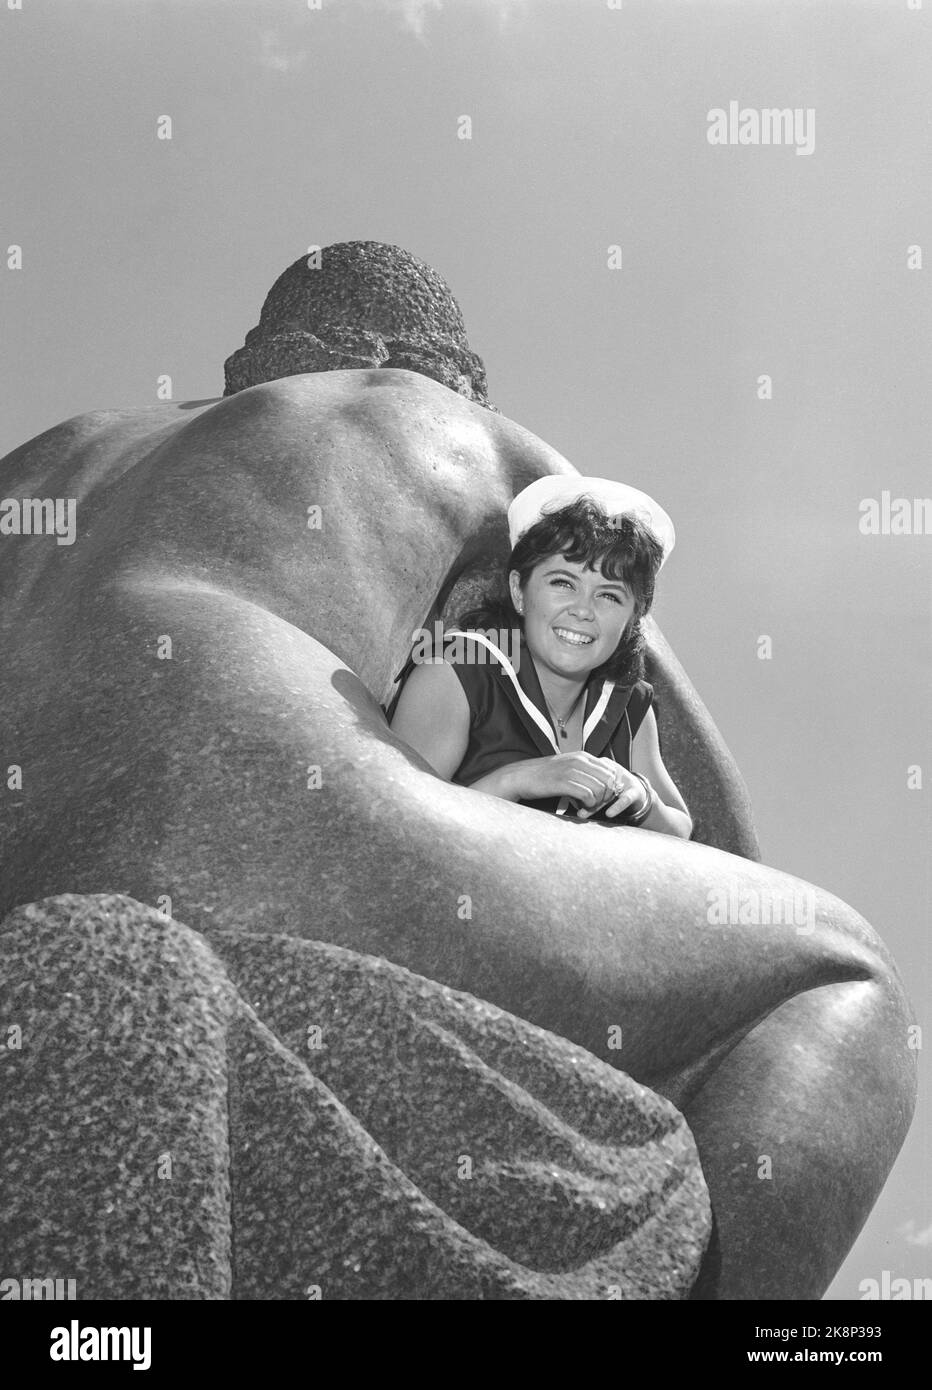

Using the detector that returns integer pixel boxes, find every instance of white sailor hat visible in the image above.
[507,475,676,569]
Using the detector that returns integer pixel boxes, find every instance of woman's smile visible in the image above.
[552,625,596,647]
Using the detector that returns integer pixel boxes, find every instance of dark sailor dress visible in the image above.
[385,627,655,826]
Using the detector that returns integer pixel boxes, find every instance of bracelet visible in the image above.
[625,773,655,826]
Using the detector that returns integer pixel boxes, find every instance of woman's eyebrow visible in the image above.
[544,567,630,593]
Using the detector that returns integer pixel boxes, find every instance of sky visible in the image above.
[1,0,930,1300]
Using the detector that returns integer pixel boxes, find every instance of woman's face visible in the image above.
[509,555,636,679]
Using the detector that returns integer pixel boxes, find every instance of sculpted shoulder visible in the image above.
[203,368,580,487]
[0,367,583,643]
[3,368,577,501]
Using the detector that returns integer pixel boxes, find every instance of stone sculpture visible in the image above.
[0,242,915,1299]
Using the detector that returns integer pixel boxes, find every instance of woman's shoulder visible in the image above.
[436,630,503,701]
[385,647,474,738]
[389,628,501,726]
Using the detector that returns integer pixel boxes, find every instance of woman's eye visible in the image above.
[549,578,624,603]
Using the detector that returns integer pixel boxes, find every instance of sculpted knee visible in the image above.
[798,888,918,1121]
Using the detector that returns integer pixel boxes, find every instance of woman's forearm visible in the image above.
[462,764,523,801]
[637,798,693,839]
[461,763,693,838]
[583,780,693,837]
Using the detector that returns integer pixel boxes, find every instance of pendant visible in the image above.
[560,728,567,739]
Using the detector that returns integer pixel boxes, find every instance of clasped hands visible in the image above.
[532,751,651,821]
[574,762,650,821]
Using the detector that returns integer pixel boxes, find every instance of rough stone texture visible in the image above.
[0,894,709,1300]
[223,242,497,409]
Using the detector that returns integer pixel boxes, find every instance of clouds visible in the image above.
[376,0,529,43]
[258,29,308,74]
[382,0,443,42]
[256,1,529,71]
[899,1219,932,1247]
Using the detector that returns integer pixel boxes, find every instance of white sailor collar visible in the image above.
[444,628,634,762]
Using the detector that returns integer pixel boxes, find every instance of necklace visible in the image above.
[542,684,587,740]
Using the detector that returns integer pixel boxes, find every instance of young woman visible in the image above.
[389,476,692,838]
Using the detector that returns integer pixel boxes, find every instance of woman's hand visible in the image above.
[575,766,648,820]
[502,753,632,812]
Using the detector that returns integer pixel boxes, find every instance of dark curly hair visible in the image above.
[453,495,665,686]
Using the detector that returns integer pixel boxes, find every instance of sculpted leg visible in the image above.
[678,971,917,1299]
[6,575,914,1300]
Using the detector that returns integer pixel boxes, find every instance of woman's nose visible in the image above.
[568,596,595,619]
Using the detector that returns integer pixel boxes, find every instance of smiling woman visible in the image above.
[388,478,693,837]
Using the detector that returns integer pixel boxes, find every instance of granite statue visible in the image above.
[0,242,916,1299]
